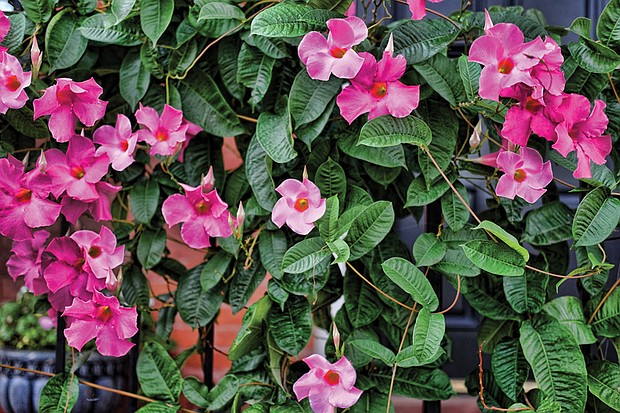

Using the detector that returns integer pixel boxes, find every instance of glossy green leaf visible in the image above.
[176,265,225,328]
[597,0,620,51]
[591,288,620,338]
[474,220,529,261]
[491,339,528,401]
[413,233,447,267]
[381,257,438,311]
[45,9,88,72]
[417,101,459,185]
[503,267,548,314]
[315,158,347,201]
[458,55,481,100]
[200,251,233,290]
[250,3,319,38]
[373,368,455,400]
[4,106,50,139]
[588,361,620,411]
[137,341,182,403]
[462,240,526,276]
[542,296,596,345]
[21,0,55,23]
[245,135,277,210]
[441,182,470,232]
[432,249,481,277]
[229,296,272,360]
[344,274,382,328]
[350,340,396,365]
[387,18,460,64]
[413,54,464,105]
[318,196,339,243]
[120,49,151,110]
[405,174,456,207]
[256,97,296,163]
[308,0,353,13]
[141,0,174,45]
[80,14,142,46]
[135,402,179,413]
[130,179,160,223]
[282,237,331,274]
[137,229,166,270]
[522,201,573,246]
[217,37,245,101]
[229,256,266,315]
[122,265,150,308]
[39,373,79,413]
[337,132,406,168]
[573,187,620,247]
[396,309,444,367]
[568,37,620,73]
[268,296,312,355]
[182,377,209,408]
[1,14,26,55]
[358,115,432,148]
[289,70,342,126]
[345,201,395,260]
[111,0,137,24]
[237,44,275,108]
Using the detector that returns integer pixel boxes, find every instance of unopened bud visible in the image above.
[302,165,309,180]
[37,150,47,173]
[484,9,494,32]
[237,201,245,231]
[385,34,394,57]
[332,321,341,353]
[469,118,483,149]
[21,151,30,167]
[202,166,215,193]
[31,35,42,80]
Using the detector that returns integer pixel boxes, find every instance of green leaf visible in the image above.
[182,377,209,408]
[140,0,174,45]
[259,230,287,279]
[462,240,526,276]
[345,201,395,260]
[337,132,406,168]
[597,0,620,51]
[45,9,88,72]
[344,274,382,328]
[522,202,573,246]
[140,40,165,79]
[358,115,432,148]
[120,49,151,111]
[21,0,55,23]
[405,173,456,207]
[315,158,347,201]
[458,55,481,101]
[413,54,464,105]
[388,18,460,64]
[478,319,517,353]
[122,265,151,307]
[217,37,245,101]
[588,361,620,411]
[237,44,275,108]
[289,70,342,126]
[542,296,596,345]
[349,340,396,365]
[417,101,459,185]
[136,402,179,413]
[4,107,50,139]
[381,257,438,311]
[282,237,331,274]
[268,295,312,355]
[441,181,470,231]
[572,187,620,247]
[137,341,183,403]
[168,39,197,77]
[245,135,277,210]
[413,233,446,267]
[308,0,353,14]
[176,265,225,328]
[592,288,620,338]
[433,249,480,277]
[198,2,244,25]
[245,34,290,59]
[205,375,239,410]
[39,373,79,413]
[396,309,444,367]
[568,16,592,38]
[200,251,233,290]
[318,196,339,242]
[568,37,620,73]
[503,267,548,314]
[456,275,520,321]
[295,99,335,149]
[267,279,289,311]
[229,296,272,360]
[250,3,319,38]
[474,220,529,262]
[256,97,296,163]
[373,368,455,400]
[519,319,587,412]
[137,229,166,270]
[229,253,265,314]
[79,14,142,46]
[178,69,244,137]
[563,56,608,100]
[327,238,350,263]
[130,179,160,224]
[111,0,137,24]
[491,339,528,401]
[1,14,26,55]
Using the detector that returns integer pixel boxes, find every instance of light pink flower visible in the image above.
[298,16,367,81]
[0,50,31,114]
[135,104,188,156]
[469,19,545,101]
[0,10,9,43]
[407,0,443,20]
[38,316,55,331]
[70,226,124,290]
[162,171,233,249]
[344,1,356,17]
[525,36,565,98]
[45,135,111,202]
[501,85,559,146]
[6,230,50,294]
[551,94,612,179]
[63,291,138,357]
[272,177,326,235]
[293,355,363,413]
[60,181,121,224]
[0,155,61,241]
[177,118,202,163]
[496,147,553,203]
[33,78,107,142]
[336,46,420,124]
[93,114,137,171]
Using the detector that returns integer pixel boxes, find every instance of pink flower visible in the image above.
[45,135,111,201]
[336,44,420,124]
[177,118,202,163]
[0,155,61,241]
[38,316,55,331]
[551,94,612,179]
[272,177,326,235]
[161,171,233,249]
[6,230,50,294]
[60,181,121,224]
[31,35,42,79]
[135,104,188,156]
[525,36,565,98]
[407,0,444,20]
[344,2,356,17]
[70,226,124,290]
[33,78,108,143]
[501,85,559,146]
[469,19,545,101]
[93,114,137,171]
[298,16,367,81]
[496,147,553,203]
[0,50,31,114]
[293,355,363,413]
[0,10,9,43]
[63,291,138,357]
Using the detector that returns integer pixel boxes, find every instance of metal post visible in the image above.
[202,323,214,388]
[54,314,66,374]
[127,313,141,412]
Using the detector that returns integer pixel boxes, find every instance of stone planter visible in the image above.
[0,348,125,413]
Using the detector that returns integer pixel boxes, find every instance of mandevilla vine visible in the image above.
[1,0,620,412]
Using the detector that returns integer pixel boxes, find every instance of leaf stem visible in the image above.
[386,303,417,413]
[346,262,416,311]
[607,72,620,105]
[587,275,620,325]
[436,275,461,314]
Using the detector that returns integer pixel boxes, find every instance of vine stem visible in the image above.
[436,275,461,315]
[346,262,415,311]
[385,303,417,413]
[0,363,200,413]
[587,275,620,325]
[607,72,620,105]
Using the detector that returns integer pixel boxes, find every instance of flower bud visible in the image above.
[31,35,42,80]
[385,34,394,57]
[236,201,245,232]
[332,321,341,353]
[469,117,483,149]
[202,166,215,193]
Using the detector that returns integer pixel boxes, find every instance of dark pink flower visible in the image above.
[407,0,444,20]
[0,50,31,114]
[344,1,356,17]
[63,291,138,357]
[93,114,137,171]
[0,155,61,241]
[551,94,612,179]
[501,85,559,146]
[45,135,111,201]
[60,181,121,224]
[293,355,363,413]
[33,78,108,143]
[6,230,50,294]
[272,177,326,235]
[496,147,553,203]
[298,16,367,81]
[336,43,420,124]
[135,104,188,156]
[0,10,9,43]
[70,226,124,290]
[162,171,233,249]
